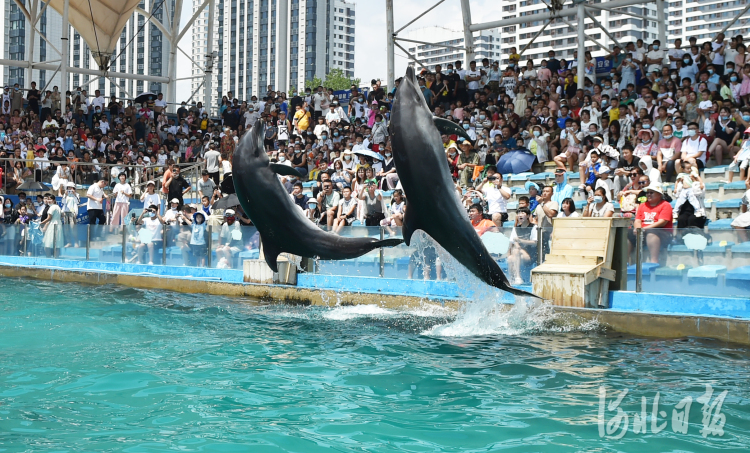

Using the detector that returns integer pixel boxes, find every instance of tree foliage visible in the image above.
[305,69,361,92]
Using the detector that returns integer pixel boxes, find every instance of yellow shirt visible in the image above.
[294,109,311,131]
[609,108,619,122]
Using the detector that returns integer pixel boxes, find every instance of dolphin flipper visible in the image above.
[269,163,302,178]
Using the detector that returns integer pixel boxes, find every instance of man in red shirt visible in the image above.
[635,184,673,263]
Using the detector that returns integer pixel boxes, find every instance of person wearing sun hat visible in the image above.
[635,182,673,263]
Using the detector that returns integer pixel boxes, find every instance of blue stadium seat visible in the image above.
[512,187,529,195]
[703,165,730,175]
[715,199,742,208]
[627,262,660,275]
[704,182,723,191]
[302,181,316,188]
[687,265,727,278]
[732,242,750,253]
[502,221,515,228]
[724,181,747,190]
[510,172,533,181]
[574,200,587,209]
[529,172,551,181]
[707,218,734,230]
[507,201,518,210]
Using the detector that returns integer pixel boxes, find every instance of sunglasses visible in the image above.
[630,173,639,177]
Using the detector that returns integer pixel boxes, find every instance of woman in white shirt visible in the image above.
[140,180,161,215]
[584,187,614,218]
[111,173,132,226]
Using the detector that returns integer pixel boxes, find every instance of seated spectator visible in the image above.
[635,184,673,263]
[468,203,495,236]
[332,186,357,233]
[358,178,385,226]
[726,127,750,184]
[673,160,706,227]
[584,187,614,218]
[476,166,511,227]
[381,189,405,227]
[507,207,538,285]
[557,197,580,218]
[216,209,243,268]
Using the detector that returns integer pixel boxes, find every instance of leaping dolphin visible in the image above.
[233,120,403,271]
[390,67,537,298]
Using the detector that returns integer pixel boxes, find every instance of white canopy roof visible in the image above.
[48,0,144,69]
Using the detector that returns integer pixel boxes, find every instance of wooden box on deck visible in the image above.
[531,218,630,308]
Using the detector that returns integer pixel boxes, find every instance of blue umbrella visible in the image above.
[497,149,536,175]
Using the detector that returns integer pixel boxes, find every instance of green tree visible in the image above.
[305,69,361,92]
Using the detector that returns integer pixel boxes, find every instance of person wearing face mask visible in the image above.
[376,145,399,190]
[507,207,538,285]
[634,128,658,159]
[163,198,183,225]
[645,40,665,74]
[658,124,683,182]
[707,106,738,166]
[134,205,164,265]
[584,187,615,218]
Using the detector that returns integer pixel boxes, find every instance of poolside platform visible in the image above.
[1,255,749,346]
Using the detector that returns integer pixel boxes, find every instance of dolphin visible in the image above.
[232,120,403,272]
[390,67,537,298]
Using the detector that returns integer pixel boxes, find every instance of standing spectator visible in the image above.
[204,143,221,185]
[476,167,511,226]
[635,184,673,263]
[86,180,108,226]
[40,193,63,257]
[110,173,132,226]
[165,165,191,208]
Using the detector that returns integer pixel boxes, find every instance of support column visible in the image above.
[656,0,666,47]
[577,1,586,90]
[204,0,215,115]
[386,0,395,89]
[27,0,39,86]
[460,0,474,66]
[277,0,289,93]
[167,0,184,113]
[60,0,69,115]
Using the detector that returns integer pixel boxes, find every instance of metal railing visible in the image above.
[0,157,205,201]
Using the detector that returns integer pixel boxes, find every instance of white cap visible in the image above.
[170,198,180,204]
[224,209,236,216]
[146,180,155,186]
[598,165,611,173]
[66,182,76,188]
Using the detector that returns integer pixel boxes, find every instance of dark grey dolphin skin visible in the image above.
[390,67,537,298]
[233,119,403,272]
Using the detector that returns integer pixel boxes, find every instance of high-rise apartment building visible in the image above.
[666,0,749,44]
[404,27,502,72]
[191,0,355,108]
[1,0,64,89]
[497,0,660,64]
[0,0,174,98]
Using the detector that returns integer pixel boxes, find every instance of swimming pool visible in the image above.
[1,279,749,452]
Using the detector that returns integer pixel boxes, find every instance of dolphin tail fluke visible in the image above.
[372,238,404,249]
[260,235,281,272]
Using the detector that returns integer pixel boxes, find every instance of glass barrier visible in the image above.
[0,224,24,257]
[5,213,750,301]
[91,225,125,264]
[634,226,749,299]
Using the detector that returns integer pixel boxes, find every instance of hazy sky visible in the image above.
[174,0,503,101]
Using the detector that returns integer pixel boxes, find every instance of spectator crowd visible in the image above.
[1,32,750,276]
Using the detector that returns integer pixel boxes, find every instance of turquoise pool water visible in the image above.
[1,279,749,452]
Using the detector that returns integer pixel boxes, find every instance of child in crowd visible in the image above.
[183,211,208,267]
[584,151,602,195]
[673,160,705,218]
